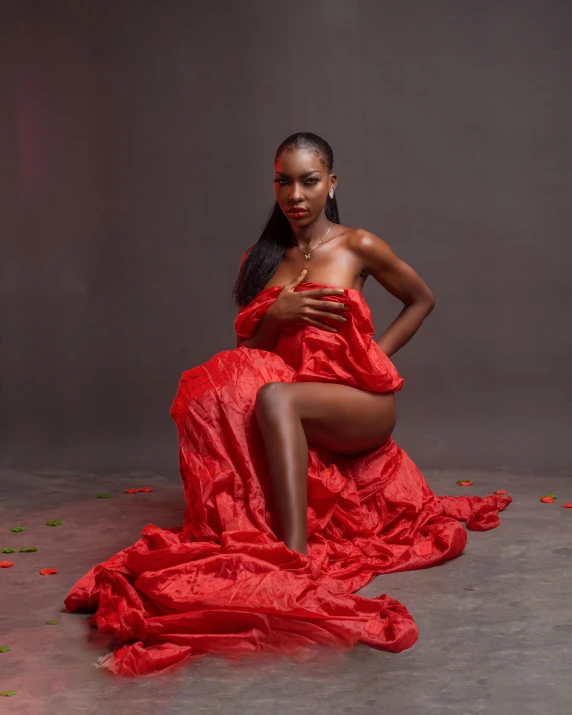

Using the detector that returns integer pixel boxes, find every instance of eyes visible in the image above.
[274,178,320,186]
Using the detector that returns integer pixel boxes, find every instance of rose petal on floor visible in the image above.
[540,496,555,503]
[456,480,473,486]
[494,490,509,495]
[39,568,58,575]
[0,561,14,568]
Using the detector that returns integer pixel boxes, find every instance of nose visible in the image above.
[288,183,304,202]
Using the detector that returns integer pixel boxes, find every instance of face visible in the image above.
[274,148,336,223]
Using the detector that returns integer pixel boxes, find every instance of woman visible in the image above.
[234,131,436,555]
[64,132,510,677]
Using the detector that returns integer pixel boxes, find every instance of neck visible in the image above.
[290,214,330,250]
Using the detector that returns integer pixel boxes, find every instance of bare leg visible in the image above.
[254,383,310,552]
[254,382,397,554]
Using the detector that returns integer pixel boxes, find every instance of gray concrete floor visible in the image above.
[0,466,571,715]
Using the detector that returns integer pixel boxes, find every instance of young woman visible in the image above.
[233,132,436,555]
[64,132,510,677]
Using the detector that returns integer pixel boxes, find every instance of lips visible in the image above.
[288,208,308,215]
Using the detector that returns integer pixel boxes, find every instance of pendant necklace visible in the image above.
[290,222,331,260]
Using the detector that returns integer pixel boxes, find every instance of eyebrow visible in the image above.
[275,170,321,178]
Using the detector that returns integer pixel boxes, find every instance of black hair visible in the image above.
[232,132,340,308]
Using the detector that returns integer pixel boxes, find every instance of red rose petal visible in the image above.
[540,496,555,503]
[494,490,509,495]
[561,503,572,508]
[124,488,139,494]
[39,568,58,575]
[138,487,153,493]
[0,561,14,568]
[456,480,473,486]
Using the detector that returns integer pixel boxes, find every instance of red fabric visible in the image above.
[64,282,511,677]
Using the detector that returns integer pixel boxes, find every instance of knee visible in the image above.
[254,382,292,420]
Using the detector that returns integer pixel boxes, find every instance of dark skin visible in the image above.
[237,147,436,555]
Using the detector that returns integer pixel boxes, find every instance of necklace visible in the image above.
[290,222,332,260]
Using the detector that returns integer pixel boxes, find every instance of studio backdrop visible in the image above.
[2,0,570,475]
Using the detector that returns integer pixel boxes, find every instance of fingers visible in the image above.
[302,308,349,332]
[307,298,351,313]
[307,309,348,323]
[298,287,344,297]
[287,269,308,288]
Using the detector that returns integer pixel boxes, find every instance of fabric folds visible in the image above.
[64,282,511,676]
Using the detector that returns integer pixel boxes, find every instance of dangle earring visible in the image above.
[329,188,334,199]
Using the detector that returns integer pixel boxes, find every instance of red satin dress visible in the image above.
[64,282,511,676]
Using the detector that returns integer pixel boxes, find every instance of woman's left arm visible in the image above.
[351,230,436,358]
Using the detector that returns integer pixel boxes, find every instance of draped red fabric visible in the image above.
[64,282,511,677]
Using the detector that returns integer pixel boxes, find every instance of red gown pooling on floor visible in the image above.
[64,282,511,676]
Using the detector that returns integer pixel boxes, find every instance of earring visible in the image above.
[329,189,334,198]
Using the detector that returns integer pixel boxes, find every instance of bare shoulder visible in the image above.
[347,227,396,267]
[348,228,436,306]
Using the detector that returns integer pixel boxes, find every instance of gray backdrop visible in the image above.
[2,0,571,475]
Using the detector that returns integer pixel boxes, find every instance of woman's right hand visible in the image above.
[268,269,350,333]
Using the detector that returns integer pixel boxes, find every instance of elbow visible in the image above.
[417,295,435,313]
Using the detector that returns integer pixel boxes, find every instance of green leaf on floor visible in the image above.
[45,620,59,625]
[0,646,10,653]
[9,527,25,532]
[1,548,17,553]
[46,520,63,526]
[540,493,557,499]
[19,546,38,553]
[97,494,112,499]
[0,690,16,696]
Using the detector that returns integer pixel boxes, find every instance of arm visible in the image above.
[236,307,283,350]
[235,244,283,351]
[351,230,436,358]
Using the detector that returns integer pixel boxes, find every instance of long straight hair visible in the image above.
[232,132,340,308]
